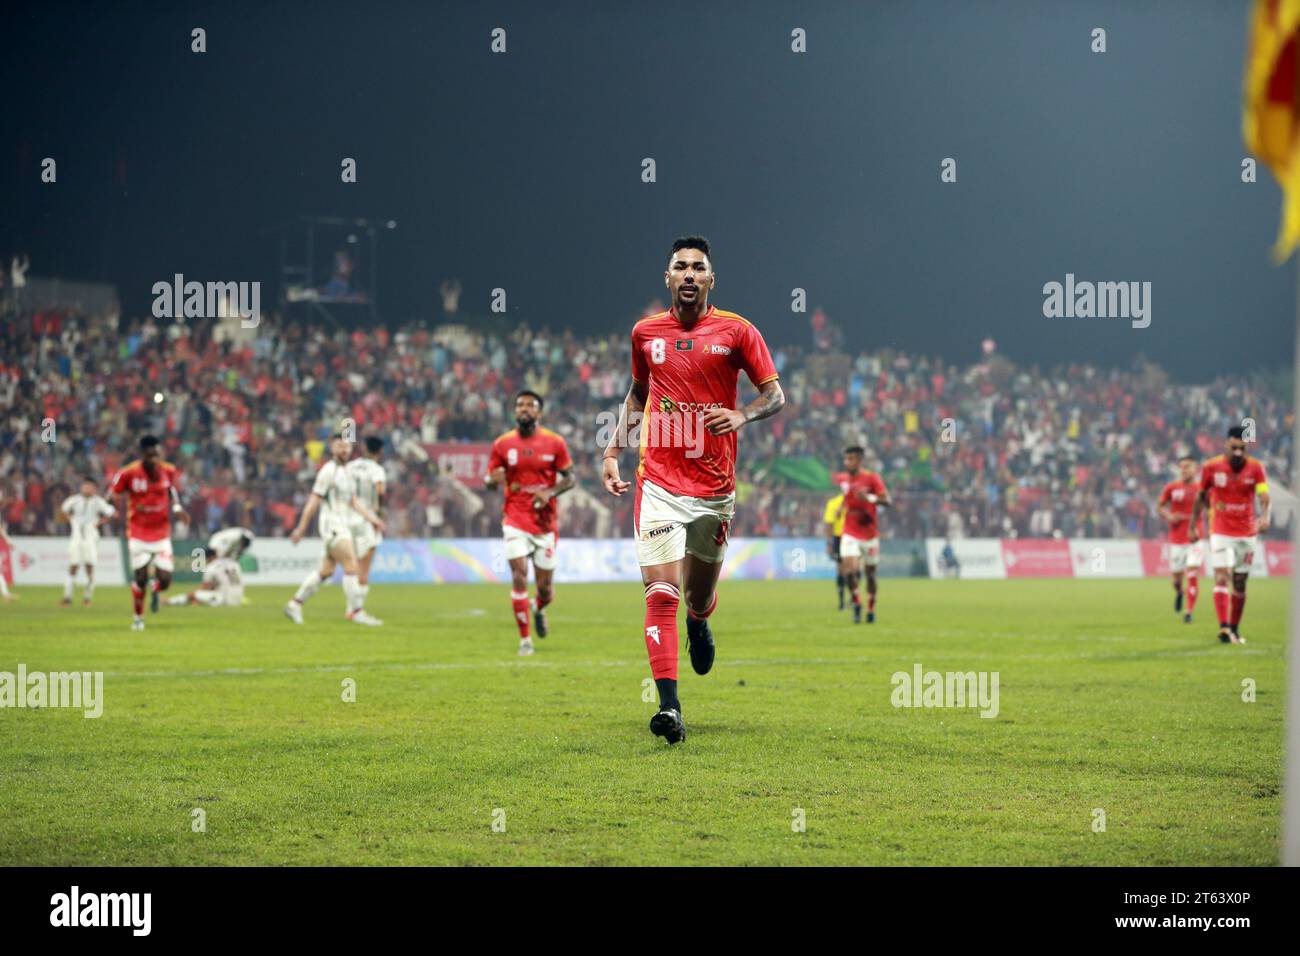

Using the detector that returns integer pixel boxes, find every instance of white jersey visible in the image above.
[311,459,359,522]
[208,526,253,559]
[202,557,244,606]
[346,458,386,525]
[61,494,116,543]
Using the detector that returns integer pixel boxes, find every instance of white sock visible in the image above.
[342,574,362,613]
[294,570,323,604]
[0,575,10,598]
[64,574,75,600]
[166,594,188,606]
[84,580,95,600]
[359,584,369,604]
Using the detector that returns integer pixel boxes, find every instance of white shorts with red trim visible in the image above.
[128,537,174,573]
[839,532,880,566]
[1168,542,1205,574]
[634,477,735,567]
[1209,534,1257,574]
[503,525,557,571]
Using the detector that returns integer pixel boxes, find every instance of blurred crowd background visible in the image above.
[1,275,1294,543]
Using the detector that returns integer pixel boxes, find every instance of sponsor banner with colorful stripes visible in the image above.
[2,536,1292,586]
[923,538,1292,578]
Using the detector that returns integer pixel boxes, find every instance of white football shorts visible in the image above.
[1210,534,1257,574]
[634,477,734,567]
[128,537,174,573]
[503,524,557,571]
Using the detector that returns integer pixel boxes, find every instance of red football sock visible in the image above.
[151,579,162,593]
[131,584,145,616]
[536,589,553,610]
[644,581,680,681]
[1212,586,1230,626]
[847,575,860,605]
[510,589,531,638]
[1185,575,1198,614]
[1230,589,1247,627]
[867,591,877,612]
[687,590,717,620]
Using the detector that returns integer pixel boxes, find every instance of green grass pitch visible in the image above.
[0,577,1286,865]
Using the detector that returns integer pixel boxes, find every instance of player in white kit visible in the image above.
[59,477,117,606]
[166,549,246,607]
[284,433,385,626]
[346,436,387,616]
[208,526,255,561]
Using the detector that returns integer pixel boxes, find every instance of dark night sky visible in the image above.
[1,0,1292,381]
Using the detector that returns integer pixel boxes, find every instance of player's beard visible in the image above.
[516,416,536,435]
[675,284,705,315]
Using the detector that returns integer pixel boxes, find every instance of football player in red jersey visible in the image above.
[602,236,785,745]
[836,446,892,624]
[1156,455,1205,624]
[109,435,188,631]
[1189,426,1270,644]
[485,391,574,656]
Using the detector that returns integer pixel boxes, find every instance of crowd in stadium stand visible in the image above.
[0,299,1293,543]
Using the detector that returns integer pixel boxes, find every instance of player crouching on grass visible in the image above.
[110,435,187,630]
[166,546,245,608]
[1189,425,1270,645]
[485,391,574,656]
[1156,455,1205,624]
[284,433,386,626]
[602,236,785,745]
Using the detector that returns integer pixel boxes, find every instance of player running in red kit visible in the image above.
[1189,426,1270,644]
[836,446,892,624]
[109,435,188,630]
[485,391,574,656]
[602,236,785,745]
[1156,455,1205,624]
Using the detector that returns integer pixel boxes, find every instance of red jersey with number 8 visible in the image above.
[630,306,778,498]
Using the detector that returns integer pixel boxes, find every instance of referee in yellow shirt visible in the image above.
[824,492,847,610]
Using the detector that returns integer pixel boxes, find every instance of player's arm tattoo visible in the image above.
[741,379,785,425]
[551,468,576,498]
[604,380,649,459]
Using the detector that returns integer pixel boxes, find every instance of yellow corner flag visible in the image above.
[1245,0,1300,261]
